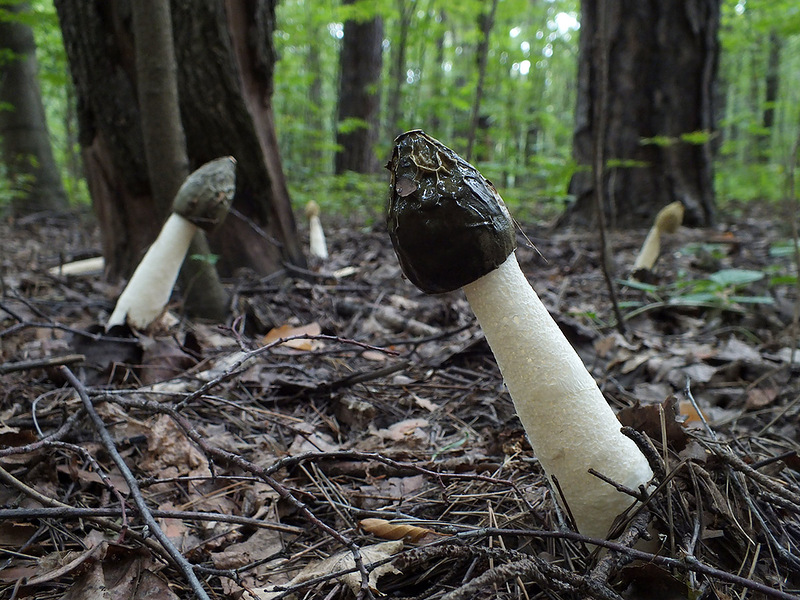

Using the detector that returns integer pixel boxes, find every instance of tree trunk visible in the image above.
[385,0,412,140]
[0,1,68,215]
[564,0,720,228]
[54,0,305,281]
[334,1,383,174]
[760,30,781,160]
[465,0,499,162]
[131,0,228,321]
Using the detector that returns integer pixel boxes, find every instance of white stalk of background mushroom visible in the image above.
[632,201,684,273]
[305,200,329,260]
[106,157,236,330]
[387,131,653,540]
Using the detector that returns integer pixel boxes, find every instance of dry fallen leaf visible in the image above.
[252,541,403,598]
[745,387,778,410]
[139,414,211,479]
[376,418,429,442]
[263,322,323,350]
[360,518,446,544]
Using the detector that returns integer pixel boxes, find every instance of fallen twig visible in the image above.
[60,365,212,600]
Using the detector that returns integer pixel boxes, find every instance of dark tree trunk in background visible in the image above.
[385,0,412,140]
[0,1,67,215]
[429,10,447,134]
[131,0,227,321]
[760,30,781,160]
[54,0,305,281]
[335,1,383,174]
[465,0,499,162]
[564,0,719,228]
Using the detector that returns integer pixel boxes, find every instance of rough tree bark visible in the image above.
[0,1,67,215]
[54,0,305,281]
[130,0,227,321]
[563,0,720,228]
[334,0,383,174]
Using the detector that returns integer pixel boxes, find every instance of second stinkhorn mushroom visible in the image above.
[387,130,653,539]
[305,200,329,260]
[106,156,236,330]
[632,201,684,272]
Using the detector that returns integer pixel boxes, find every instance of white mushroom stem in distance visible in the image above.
[387,131,653,539]
[106,156,236,330]
[305,200,329,260]
[632,201,684,272]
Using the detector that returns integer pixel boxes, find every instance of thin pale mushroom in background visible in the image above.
[305,200,329,260]
[106,156,236,330]
[387,130,653,540]
[49,256,105,277]
[632,201,684,272]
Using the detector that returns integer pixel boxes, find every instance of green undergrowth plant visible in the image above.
[619,268,775,320]
[288,171,387,226]
[288,169,570,227]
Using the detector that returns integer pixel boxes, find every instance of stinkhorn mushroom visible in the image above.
[305,200,329,260]
[632,201,684,272]
[106,156,236,330]
[387,130,653,539]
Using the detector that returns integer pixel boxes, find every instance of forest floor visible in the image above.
[1,202,799,600]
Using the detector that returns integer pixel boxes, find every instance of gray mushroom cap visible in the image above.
[171,156,237,232]
[386,130,516,294]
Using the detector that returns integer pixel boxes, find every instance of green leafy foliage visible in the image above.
[717,1,800,204]
[0,0,86,206]
[288,171,388,225]
[619,268,775,317]
[15,0,800,218]
[274,0,581,216]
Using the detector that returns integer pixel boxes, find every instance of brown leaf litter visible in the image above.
[0,204,799,599]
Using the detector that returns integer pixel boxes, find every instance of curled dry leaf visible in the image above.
[360,518,446,544]
[262,322,323,350]
[252,541,403,599]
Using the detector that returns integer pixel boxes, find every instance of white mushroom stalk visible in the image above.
[106,156,236,330]
[305,200,329,260]
[632,201,684,272]
[49,256,105,277]
[387,131,652,539]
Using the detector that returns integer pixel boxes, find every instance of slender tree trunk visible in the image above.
[429,10,447,134]
[760,30,781,161]
[564,0,719,228]
[0,1,67,215]
[465,0,499,162]
[130,0,228,321]
[385,0,412,140]
[55,0,305,281]
[334,0,383,174]
[306,9,324,171]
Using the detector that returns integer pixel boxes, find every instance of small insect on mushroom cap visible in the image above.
[386,130,516,294]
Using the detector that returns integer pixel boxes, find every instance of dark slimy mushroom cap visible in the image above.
[172,156,237,232]
[386,130,516,294]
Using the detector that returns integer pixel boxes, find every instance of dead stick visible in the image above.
[60,366,211,600]
[0,506,303,534]
[96,389,377,599]
[0,463,173,566]
[0,353,85,374]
